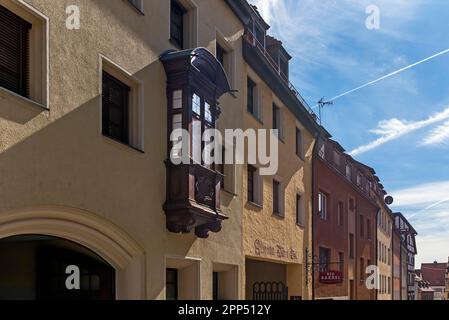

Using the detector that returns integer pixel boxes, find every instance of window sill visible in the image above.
[247,201,263,210]
[0,86,49,111]
[126,1,145,15]
[220,188,237,198]
[296,223,305,229]
[247,111,263,125]
[169,38,183,50]
[102,134,145,154]
[273,212,285,219]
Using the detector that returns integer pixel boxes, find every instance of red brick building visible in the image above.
[313,139,379,300]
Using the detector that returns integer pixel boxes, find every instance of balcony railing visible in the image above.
[243,28,319,122]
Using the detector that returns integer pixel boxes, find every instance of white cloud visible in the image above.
[421,120,449,146]
[390,180,449,266]
[391,180,449,208]
[349,107,449,156]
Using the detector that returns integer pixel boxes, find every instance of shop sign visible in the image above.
[319,271,343,284]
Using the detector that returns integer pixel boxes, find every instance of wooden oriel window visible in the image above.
[0,5,31,98]
[102,72,130,144]
[170,0,185,49]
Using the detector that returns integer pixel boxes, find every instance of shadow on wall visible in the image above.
[0,59,170,241]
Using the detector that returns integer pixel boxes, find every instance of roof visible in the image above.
[160,48,231,98]
[421,263,447,286]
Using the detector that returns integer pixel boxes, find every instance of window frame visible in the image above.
[126,0,144,14]
[170,0,186,49]
[318,192,328,221]
[0,4,32,99]
[102,71,131,145]
[296,128,303,159]
[166,268,179,300]
[272,179,283,217]
[296,194,303,226]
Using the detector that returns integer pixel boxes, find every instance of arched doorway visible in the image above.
[0,206,146,299]
[0,235,115,300]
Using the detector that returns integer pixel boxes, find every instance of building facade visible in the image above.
[421,262,447,300]
[392,227,402,300]
[0,0,258,300]
[394,213,418,300]
[312,139,378,300]
[376,202,393,300]
[231,2,325,301]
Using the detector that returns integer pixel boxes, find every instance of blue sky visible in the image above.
[249,0,449,266]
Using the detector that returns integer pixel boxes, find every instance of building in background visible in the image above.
[394,213,418,300]
[229,2,327,301]
[392,226,402,300]
[421,261,447,300]
[415,274,435,300]
[312,139,378,300]
[376,199,394,300]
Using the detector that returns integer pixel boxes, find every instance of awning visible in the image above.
[160,47,232,98]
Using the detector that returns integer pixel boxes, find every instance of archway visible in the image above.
[0,206,146,299]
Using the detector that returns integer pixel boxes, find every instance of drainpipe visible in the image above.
[310,132,321,301]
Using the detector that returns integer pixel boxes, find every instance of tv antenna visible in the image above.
[317,98,333,124]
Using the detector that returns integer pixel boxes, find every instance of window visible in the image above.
[349,234,354,259]
[166,269,178,300]
[272,103,282,139]
[273,180,283,216]
[367,219,372,240]
[333,151,340,166]
[319,247,331,272]
[0,5,31,98]
[102,72,130,144]
[388,248,391,265]
[296,194,303,226]
[296,128,303,159]
[255,25,265,47]
[360,258,365,281]
[318,192,328,220]
[127,0,143,13]
[190,93,214,166]
[318,142,325,159]
[337,202,344,226]
[213,272,219,301]
[170,0,186,48]
[339,252,344,272]
[216,43,225,68]
[279,55,289,80]
[247,165,257,203]
[346,165,352,180]
[247,77,256,115]
[359,214,364,237]
[357,174,362,186]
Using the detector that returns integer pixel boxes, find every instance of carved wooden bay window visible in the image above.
[160,48,231,238]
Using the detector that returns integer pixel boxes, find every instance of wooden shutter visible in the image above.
[102,72,130,144]
[0,5,31,98]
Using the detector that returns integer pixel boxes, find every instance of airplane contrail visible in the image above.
[313,47,449,109]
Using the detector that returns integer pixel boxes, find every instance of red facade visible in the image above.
[313,139,378,300]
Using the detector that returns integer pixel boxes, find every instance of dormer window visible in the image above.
[255,25,265,47]
[279,54,289,80]
[161,48,231,238]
